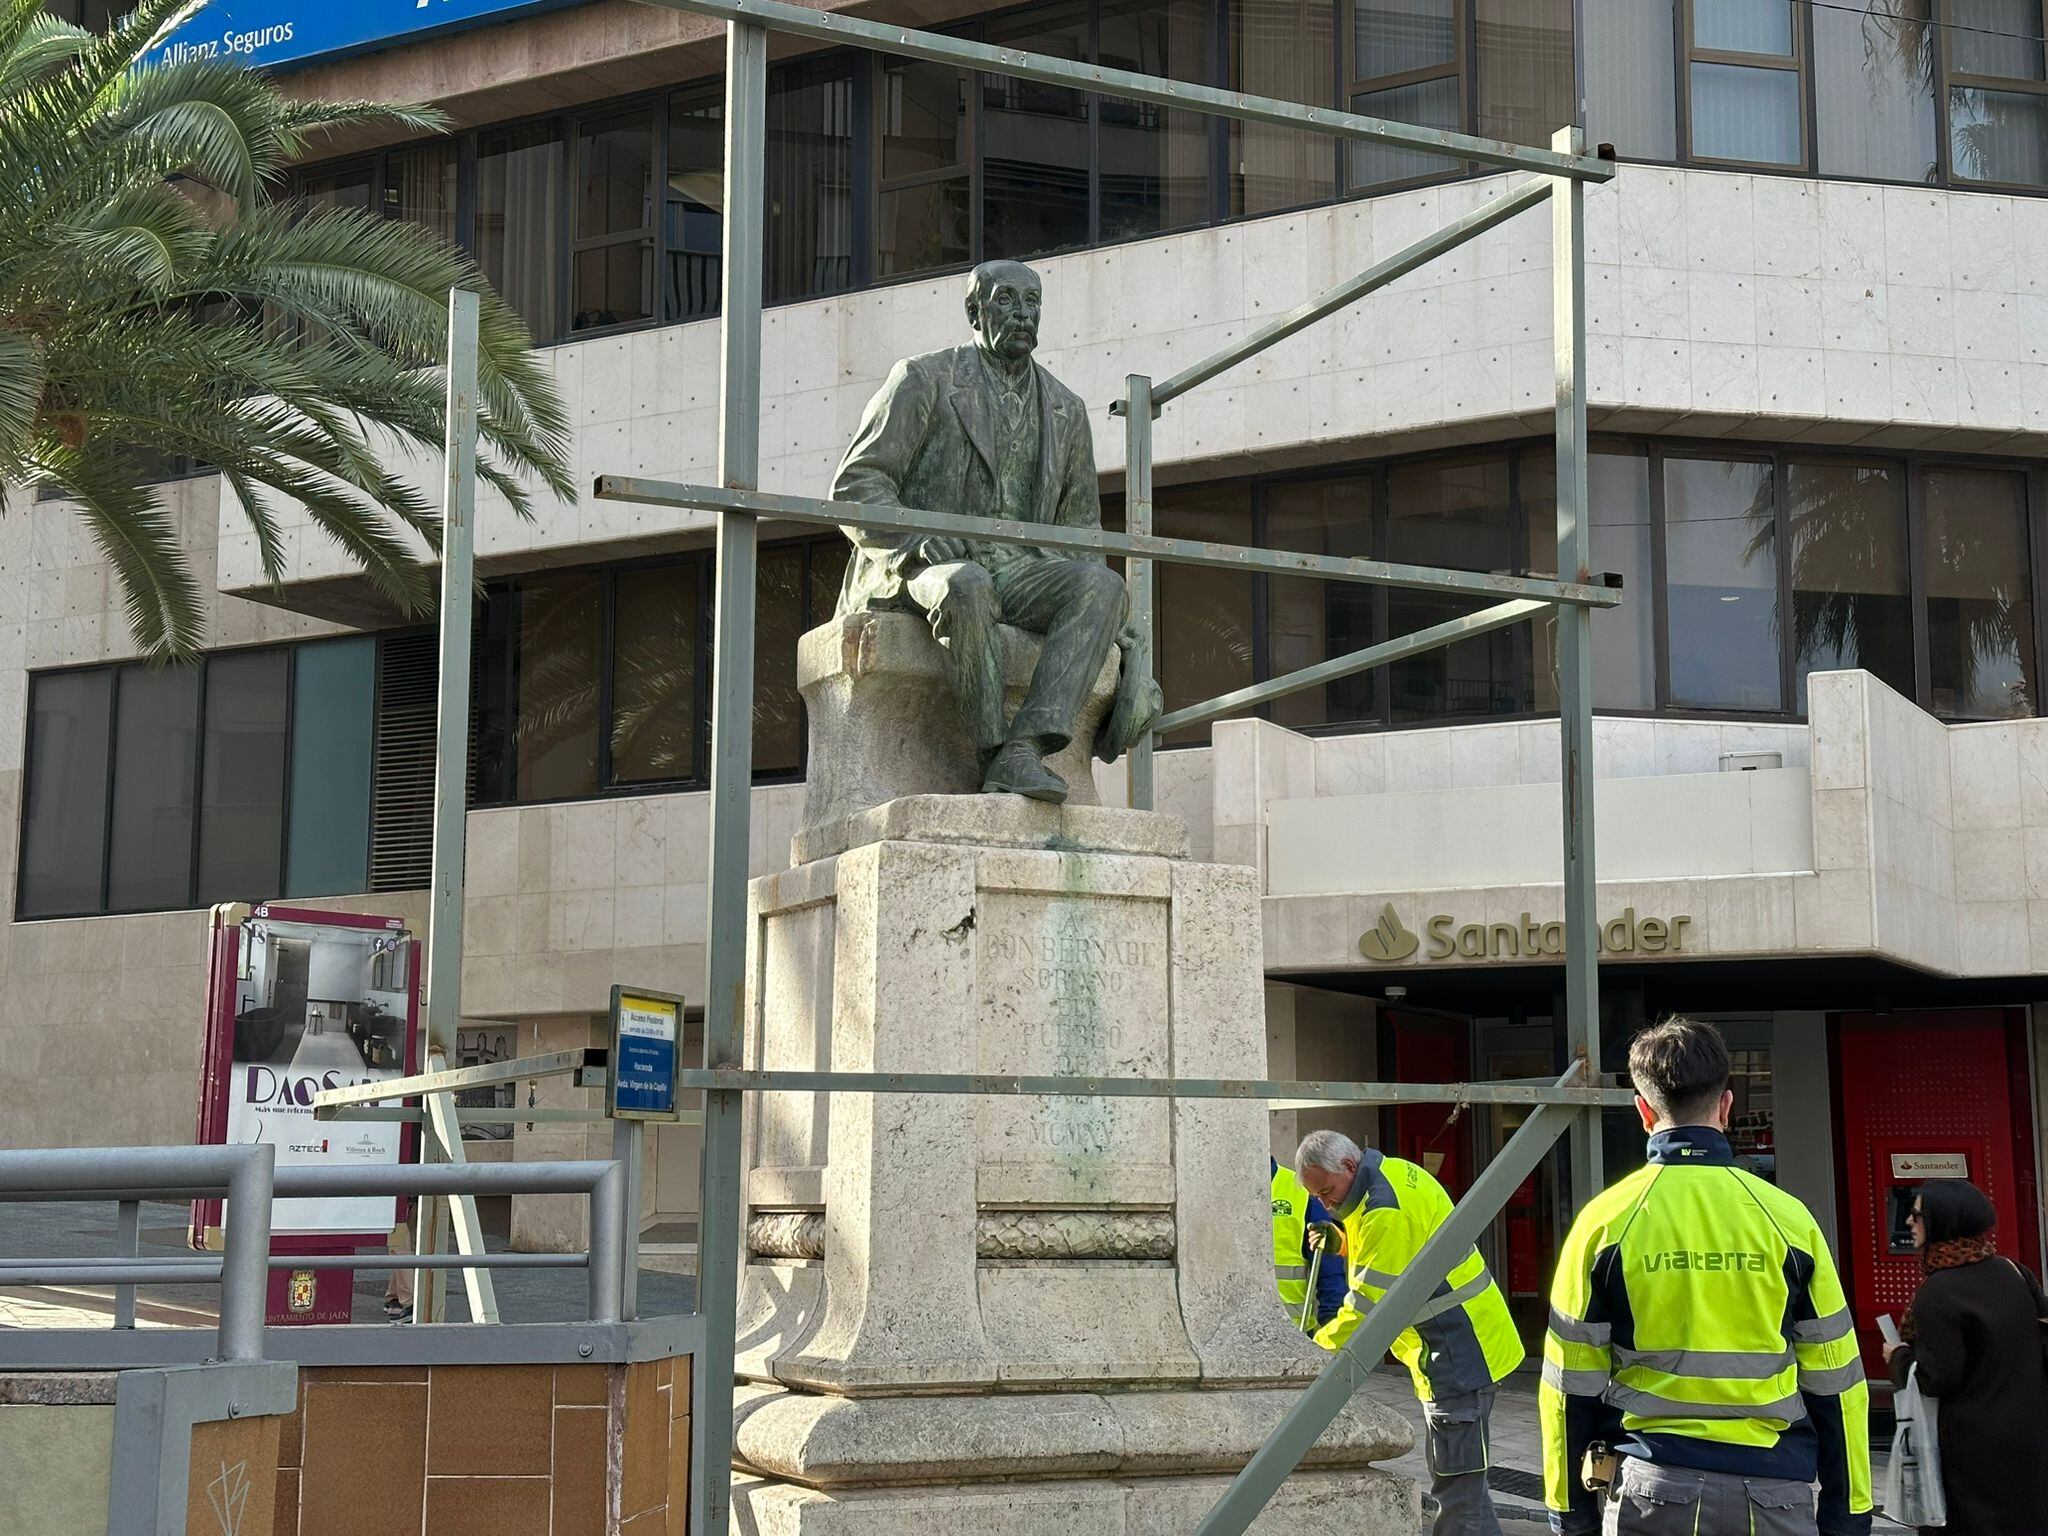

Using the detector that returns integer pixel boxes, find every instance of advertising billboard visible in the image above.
[192,904,421,1243]
[150,0,586,74]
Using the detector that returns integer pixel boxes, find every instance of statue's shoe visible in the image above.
[981,742,1068,803]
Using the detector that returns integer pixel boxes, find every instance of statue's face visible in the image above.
[967,265,1042,362]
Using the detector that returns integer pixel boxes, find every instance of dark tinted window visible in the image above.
[107,663,201,911]
[196,649,290,904]
[19,670,113,918]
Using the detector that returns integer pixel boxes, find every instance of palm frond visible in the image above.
[32,439,205,655]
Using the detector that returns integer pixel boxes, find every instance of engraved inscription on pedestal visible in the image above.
[975,893,1172,1206]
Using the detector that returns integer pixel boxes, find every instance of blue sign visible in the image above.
[609,987,681,1121]
[150,0,587,74]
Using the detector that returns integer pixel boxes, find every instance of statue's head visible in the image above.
[965,260,1042,364]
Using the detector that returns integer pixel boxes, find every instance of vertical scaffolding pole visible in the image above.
[693,23,767,1536]
[1552,128,1603,1209]
[416,288,497,1327]
[1123,375,1156,810]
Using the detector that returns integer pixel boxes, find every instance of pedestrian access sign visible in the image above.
[607,985,682,1121]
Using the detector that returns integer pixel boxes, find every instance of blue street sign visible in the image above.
[609,987,681,1121]
[149,0,588,74]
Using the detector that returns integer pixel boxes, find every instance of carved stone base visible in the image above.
[731,796,1413,1524]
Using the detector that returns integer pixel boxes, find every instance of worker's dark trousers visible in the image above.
[1601,1459,1817,1535]
[1423,1386,1503,1536]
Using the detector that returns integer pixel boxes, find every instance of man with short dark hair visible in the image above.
[1540,1017,1871,1536]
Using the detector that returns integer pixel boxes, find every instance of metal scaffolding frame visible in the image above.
[576,2,1625,1530]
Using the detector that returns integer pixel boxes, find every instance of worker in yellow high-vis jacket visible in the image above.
[1271,1157,1347,1335]
[1541,1018,1871,1536]
[1297,1129,1525,1536]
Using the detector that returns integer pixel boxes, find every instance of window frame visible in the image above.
[466,532,846,811]
[1936,0,2048,191]
[1341,0,1469,194]
[569,103,664,336]
[1677,0,1809,170]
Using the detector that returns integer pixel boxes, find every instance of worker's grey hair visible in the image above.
[1295,1128,1363,1179]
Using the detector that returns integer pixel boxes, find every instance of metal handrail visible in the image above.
[0,1148,632,1359]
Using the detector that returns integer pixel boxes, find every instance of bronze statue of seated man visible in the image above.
[829,259,1158,803]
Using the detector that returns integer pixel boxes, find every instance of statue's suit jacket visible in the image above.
[830,344,1103,616]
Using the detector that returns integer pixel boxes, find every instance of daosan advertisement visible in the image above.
[192,904,421,1247]
[150,0,588,74]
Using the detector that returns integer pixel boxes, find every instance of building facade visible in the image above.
[8,0,2048,1359]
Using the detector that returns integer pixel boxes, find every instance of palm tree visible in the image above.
[0,0,574,658]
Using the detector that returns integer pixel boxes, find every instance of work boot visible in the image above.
[981,740,1068,803]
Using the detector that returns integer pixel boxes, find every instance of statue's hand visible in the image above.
[914,535,969,565]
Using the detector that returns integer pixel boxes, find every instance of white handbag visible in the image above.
[1883,1362,1948,1528]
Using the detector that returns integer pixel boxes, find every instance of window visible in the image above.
[513,572,604,801]
[19,670,114,919]
[766,58,857,303]
[107,663,201,911]
[878,59,973,277]
[1347,0,1463,190]
[1229,0,1337,214]
[1787,460,1914,709]
[470,537,846,805]
[1924,467,2035,717]
[574,109,657,331]
[196,649,290,906]
[477,121,565,345]
[666,90,726,321]
[1266,475,1378,728]
[1096,0,1212,240]
[1386,455,1521,721]
[612,563,702,786]
[1473,0,1573,150]
[1814,0,1937,183]
[1945,0,2048,187]
[1663,456,1782,710]
[286,638,376,898]
[1685,0,1805,166]
[984,6,1094,259]
[1114,486,1258,746]
[1525,447,1661,713]
[385,142,459,242]
[1585,0,1677,158]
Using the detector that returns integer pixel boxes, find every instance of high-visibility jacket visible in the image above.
[1312,1148,1525,1399]
[1271,1159,1346,1333]
[1539,1126,1872,1536]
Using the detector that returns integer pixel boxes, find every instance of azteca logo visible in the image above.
[1358,904,1421,963]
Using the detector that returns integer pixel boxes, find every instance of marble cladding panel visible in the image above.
[460,782,803,1019]
[210,167,2048,596]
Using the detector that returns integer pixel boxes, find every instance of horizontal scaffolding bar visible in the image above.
[1135,178,1554,409]
[266,1253,586,1272]
[273,1162,616,1197]
[676,1068,1630,1106]
[631,0,1614,181]
[309,1049,604,1112]
[593,479,1624,609]
[321,1107,688,1126]
[1155,597,1549,735]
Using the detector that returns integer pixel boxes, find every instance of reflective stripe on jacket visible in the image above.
[1538,1126,1873,1536]
[1312,1149,1525,1398]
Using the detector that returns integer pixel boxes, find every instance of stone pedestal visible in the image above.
[729,793,1416,1534]
[795,612,1119,849]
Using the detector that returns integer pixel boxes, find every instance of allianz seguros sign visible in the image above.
[1358,902,1694,963]
[150,0,586,72]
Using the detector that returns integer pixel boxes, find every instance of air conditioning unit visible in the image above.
[1719,751,1782,772]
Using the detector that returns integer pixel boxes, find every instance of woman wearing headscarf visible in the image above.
[1882,1179,2048,1534]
